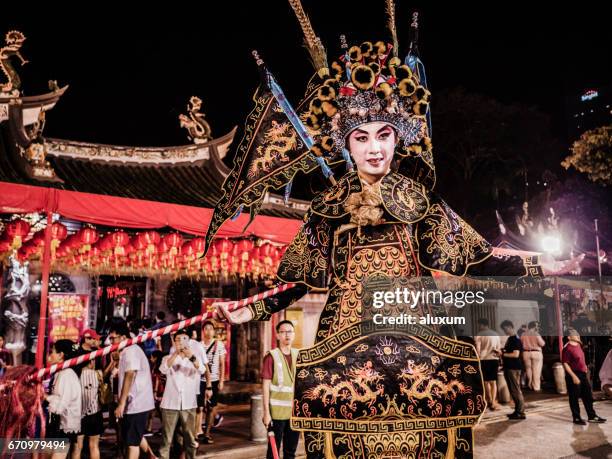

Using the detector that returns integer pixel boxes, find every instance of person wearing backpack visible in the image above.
[198,321,226,443]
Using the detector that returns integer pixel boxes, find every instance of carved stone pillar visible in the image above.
[2,256,30,365]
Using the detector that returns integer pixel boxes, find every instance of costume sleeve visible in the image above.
[276,210,331,289]
[466,252,544,278]
[415,193,543,278]
[247,283,309,321]
[248,209,331,321]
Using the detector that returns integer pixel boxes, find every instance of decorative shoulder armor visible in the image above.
[380,172,430,223]
[416,195,492,277]
[311,172,361,218]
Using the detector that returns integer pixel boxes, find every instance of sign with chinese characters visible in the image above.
[47,293,89,345]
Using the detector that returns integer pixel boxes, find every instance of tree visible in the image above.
[431,87,563,227]
[562,125,612,186]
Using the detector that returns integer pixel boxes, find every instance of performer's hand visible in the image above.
[115,401,126,419]
[572,376,581,386]
[205,389,213,400]
[540,253,585,276]
[218,380,224,391]
[262,413,272,428]
[215,302,253,324]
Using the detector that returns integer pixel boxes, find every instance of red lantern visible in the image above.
[157,239,171,253]
[51,222,68,241]
[181,241,196,260]
[259,243,273,258]
[5,219,30,249]
[0,240,11,253]
[213,239,231,255]
[97,237,113,253]
[238,239,254,257]
[111,231,129,256]
[32,230,45,247]
[164,233,183,248]
[191,238,206,257]
[56,246,70,259]
[131,236,146,252]
[63,234,80,251]
[163,233,183,264]
[137,231,160,256]
[78,227,98,252]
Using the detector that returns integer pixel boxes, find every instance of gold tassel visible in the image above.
[288,0,329,77]
[324,432,336,459]
[385,0,399,57]
[445,428,457,459]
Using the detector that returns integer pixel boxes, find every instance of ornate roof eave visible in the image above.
[0,85,69,127]
[45,126,237,167]
[262,192,310,216]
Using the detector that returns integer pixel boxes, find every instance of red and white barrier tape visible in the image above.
[35,283,295,380]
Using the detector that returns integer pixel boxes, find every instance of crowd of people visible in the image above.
[475,318,608,424]
[40,312,226,459]
[1,307,608,458]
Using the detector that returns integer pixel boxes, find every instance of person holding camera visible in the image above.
[159,330,211,459]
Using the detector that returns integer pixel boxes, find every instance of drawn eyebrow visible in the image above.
[377,125,393,134]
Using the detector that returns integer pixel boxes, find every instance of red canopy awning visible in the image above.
[0,181,302,244]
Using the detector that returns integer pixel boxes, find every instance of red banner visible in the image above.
[47,293,89,346]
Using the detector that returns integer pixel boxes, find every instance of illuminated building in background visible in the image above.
[566,84,612,141]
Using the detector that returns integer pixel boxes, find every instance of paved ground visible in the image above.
[474,396,612,458]
[97,393,611,458]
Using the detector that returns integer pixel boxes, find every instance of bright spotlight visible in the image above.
[541,235,561,254]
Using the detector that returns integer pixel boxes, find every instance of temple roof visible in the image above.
[0,89,309,219]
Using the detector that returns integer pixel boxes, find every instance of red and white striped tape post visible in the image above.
[35,283,295,381]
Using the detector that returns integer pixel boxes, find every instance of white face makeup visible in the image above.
[347,122,396,184]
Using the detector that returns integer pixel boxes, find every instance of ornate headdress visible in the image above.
[303,40,432,165]
[203,0,435,252]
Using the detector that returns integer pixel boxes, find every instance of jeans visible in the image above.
[504,369,525,415]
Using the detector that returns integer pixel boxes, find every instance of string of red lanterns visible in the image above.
[1,223,286,279]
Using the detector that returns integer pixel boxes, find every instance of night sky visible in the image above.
[3,3,611,148]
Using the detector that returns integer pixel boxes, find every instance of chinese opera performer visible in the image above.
[209,1,582,458]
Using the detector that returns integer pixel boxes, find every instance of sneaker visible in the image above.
[573,418,587,425]
[213,414,224,428]
[200,435,214,444]
[507,413,526,420]
[588,416,607,423]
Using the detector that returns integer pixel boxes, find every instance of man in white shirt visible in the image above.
[109,321,157,459]
[159,330,211,459]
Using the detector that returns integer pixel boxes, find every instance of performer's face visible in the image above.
[347,122,396,184]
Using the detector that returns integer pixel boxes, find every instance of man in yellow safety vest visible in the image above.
[262,320,299,459]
